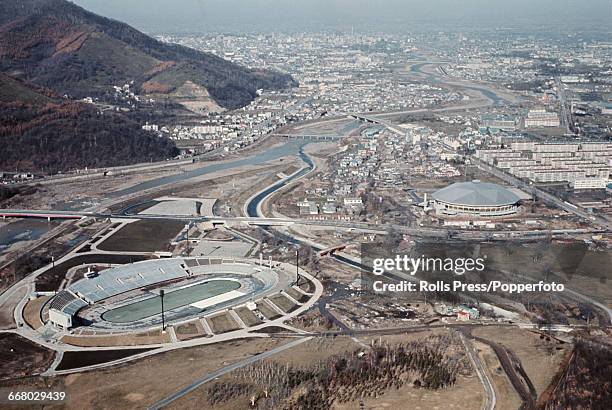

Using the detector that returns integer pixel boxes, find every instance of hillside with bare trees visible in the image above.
[0,100,178,173]
[206,334,470,409]
[545,338,612,410]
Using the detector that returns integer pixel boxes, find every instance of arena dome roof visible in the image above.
[431,181,521,207]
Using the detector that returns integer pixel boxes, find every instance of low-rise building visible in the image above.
[572,178,609,190]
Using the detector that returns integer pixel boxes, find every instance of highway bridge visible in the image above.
[0,208,605,241]
[318,244,349,257]
[0,210,86,221]
[270,133,344,141]
[348,113,406,135]
[0,209,298,226]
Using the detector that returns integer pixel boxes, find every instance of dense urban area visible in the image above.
[0,1,610,409]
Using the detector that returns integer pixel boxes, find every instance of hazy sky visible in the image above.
[72,0,612,33]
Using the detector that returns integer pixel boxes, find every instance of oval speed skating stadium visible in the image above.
[47,257,302,331]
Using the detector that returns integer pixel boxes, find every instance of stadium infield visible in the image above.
[101,280,242,323]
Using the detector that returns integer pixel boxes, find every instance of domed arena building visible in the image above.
[431,180,521,217]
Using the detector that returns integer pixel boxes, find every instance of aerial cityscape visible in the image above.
[0,0,610,409]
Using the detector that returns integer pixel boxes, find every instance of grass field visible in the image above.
[175,322,198,335]
[208,312,241,334]
[234,307,263,327]
[298,278,315,294]
[61,330,171,347]
[174,321,207,341]
[56,349,152,371]
[0,286,27,329]
[476,340,522,410]
[473,327,568,397]
[22,295,51,330]
[255,300,281,320]
[285,287,309,303]
[268,294,298,313]
[0,334,55,379]
[97,219,184,252]
[0,338,289,409]
[169,332,486,410]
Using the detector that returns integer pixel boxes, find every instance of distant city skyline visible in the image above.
[72,0,612,33]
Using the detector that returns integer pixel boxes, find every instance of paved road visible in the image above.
[555,76,572,134]
[0,216,326,361]
[10,255,324,375]
[9,158,195,188]
[459,332,496,410]
[2,209,603,243]
[148,336,312,410]
[242,158,612,331]
[269,321,607,339]
[511,268,612,326]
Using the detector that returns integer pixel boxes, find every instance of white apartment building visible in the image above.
[524,109,560,128]
[476,142,611,189]
[573,178,609,190]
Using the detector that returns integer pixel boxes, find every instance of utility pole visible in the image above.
[185,222,190,255]
[12,251,18,284]
[295,249,300,286]
[160,289,166,331]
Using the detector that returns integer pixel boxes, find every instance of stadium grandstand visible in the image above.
[48,258,284,330]
[71,259,191,303]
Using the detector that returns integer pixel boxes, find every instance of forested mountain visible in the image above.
[0,0,295,109]
[0,68,178,174]
[0,97,179,174]
[0,0,297,173]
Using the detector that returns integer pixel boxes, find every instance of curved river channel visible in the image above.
[110,139,309,198]
[242,146,373,275]
[246,145,314,217]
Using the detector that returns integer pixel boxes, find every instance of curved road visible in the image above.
[148,336,313,410]
[1,53,606,409]
[459,331,496,410]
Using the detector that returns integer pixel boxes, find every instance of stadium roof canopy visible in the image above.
[432,181,521,207]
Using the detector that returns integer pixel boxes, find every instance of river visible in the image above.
[0,219,58,255]
[241,145,375,276]
[409,62,508,104]
[111,139,308,198]
[246,145,314,217]
[1,140,309,254]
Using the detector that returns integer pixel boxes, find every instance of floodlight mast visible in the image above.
[160,289,166,331]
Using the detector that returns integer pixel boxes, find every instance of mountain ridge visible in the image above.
[0,0,296,110]
[0,0,296,173]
